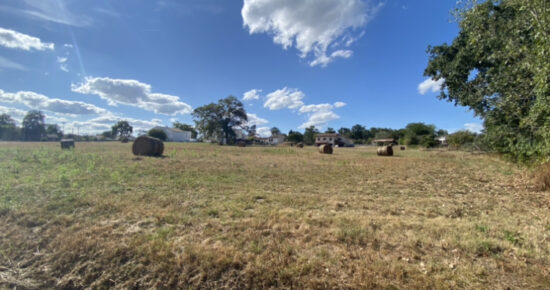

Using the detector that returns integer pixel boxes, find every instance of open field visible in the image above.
[1,142,549,289]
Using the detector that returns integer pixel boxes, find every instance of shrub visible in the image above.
[447,130,476,147]
[148,128,167,141]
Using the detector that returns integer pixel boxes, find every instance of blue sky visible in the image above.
[0,0,482,136]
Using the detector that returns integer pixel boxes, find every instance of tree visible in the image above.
[287,130,304,143]
[325,127,336,134]
[148,128,167,141]
[173,122,198,139]
[111,120,133,139]
[46,124,63,138]
[303,126,319,145]
[270,127,281,136]
[192,96,247,145]
[101,130,113,139]
[350,124,366,140]
[403,122,436,145]
[447,130,476,147]
[21,110,45,141]
[424,0,550,162]
[248,125,256,138]
[0,114,19,140]
[338,127,351,138]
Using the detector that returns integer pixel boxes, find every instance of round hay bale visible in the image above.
[319,144,333,154]
[132,136,164,157]
[400,146,406,150]
[237,141,246,147]
[60,139,75,149]
[296,142,304,148]
[377,145,393,156]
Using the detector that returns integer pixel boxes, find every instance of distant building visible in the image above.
[152,126,192,142]
[315,133,352,147]
[258,133,286,145]
[436,136,448,146]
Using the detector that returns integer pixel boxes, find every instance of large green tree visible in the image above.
[287,130,304,143]
[425,0,550,162]
[303,126,319,145]
[192,96,247,145]
[111,120,133,139]
[21,110,45,141]
[0,114,19,140]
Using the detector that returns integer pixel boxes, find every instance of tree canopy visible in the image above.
[111,120,133,139]
[192,96,247,145]
[22,110,45,141]
[424,0,550,162]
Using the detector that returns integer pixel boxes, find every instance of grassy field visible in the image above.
[0,142,549,289]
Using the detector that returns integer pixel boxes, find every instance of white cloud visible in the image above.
[264,87,305,110]
[57,56,69,72]
[242,0,382,67]
[64,114,165,135]
[0,89,107,115]
[299,103,334,113]
[246,113,268,126]
[64,43,73,48]
[256,126,271,137]
[243,89,262,101]
[0,27,54,51]
[0,56,26,71]
[333,101,346,108]
[15,0,93,27]
[464,123,483,133]
[0,105,26,123]
[72,77,192,116]
[418,78,444,95]
[299,110,340,129]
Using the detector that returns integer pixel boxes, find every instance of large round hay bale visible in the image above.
[319,144,333,154]
[296,142,304,148]
[132,136,164,157]
[60,139,75,149]
[400,146,406,150]
[377,145,393,156]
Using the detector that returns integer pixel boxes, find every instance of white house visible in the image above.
[258,133,286,145]
[153,126,192,142]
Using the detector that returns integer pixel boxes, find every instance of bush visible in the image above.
[447,131,476,148]
[148,129,167,141]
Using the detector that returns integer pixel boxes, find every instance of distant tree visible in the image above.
[271,127,281,136]
[325,127,336,134]
[403,122,436,145]
[192,96,247,145]
[287,130,304,143]
[374,130,393,140]
[173,122,198,139]
[46,124,63,138]
[21,110,45,141]
[101,130,113,139]
[111,120,133,139]
[350,124,366,140]
[148,128,167,141]
[338,127,351,138]
[436,129,448,137]
[248,125,256,138]
[447,130,476,147]
[303,126,319,145]
[0,114,19,140]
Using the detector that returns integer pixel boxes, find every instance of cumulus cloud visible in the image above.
[333,101,346,108]
[0,105,26,123]
[0,56,26,71]
[464,122,483,133]
[418,78,444,95]
[0,27,54,51]
[72,77,192,116]
[243,89,262,101]
[246,113,268,126]
[57,56,68,72]
[299,110,340,129]
[242,0,382,67]
[256,126,271,137]
[0,89,107,115]
[264,87,305,110]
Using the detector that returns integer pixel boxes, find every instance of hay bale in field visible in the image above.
[60,139,75,149]
[132,136,164,157]
[296,142,304,148]
[237,141,246,147]
[319,144,333,154]
[400,146,406,150]
[377,145,393,156]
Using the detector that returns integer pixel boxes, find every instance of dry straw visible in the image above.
[319,144,333,154]
[132,136,164,157]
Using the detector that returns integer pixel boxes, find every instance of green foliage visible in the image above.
[338,127,351,138]
[425,0,550,163]
[350,124,366,140]
[0,114,19,141]
[22,110,45,141]
[324,127,336,134]
[448,130,476,147]
[148,128,167,141]
[287,130,304,143]
[303,126,319,145]
[46,124,63,138]
[270,127,281,136]
[192,96,247,145]
[111,120,133,139]
[173,122,198,139]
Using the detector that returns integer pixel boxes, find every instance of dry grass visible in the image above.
[0,142,549,289]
